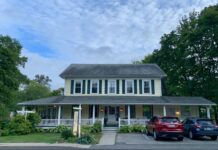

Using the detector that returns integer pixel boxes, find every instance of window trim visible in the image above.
[74,80,83,94]
[125,80,134,94]
[142,80,151,94]
[90,80,99,94]
[108,80,116,94]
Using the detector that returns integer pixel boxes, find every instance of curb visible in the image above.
[0,143,91,148]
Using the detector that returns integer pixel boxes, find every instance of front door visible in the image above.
[104,106,119,127]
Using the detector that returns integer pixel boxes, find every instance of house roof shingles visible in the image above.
[59,64,167,79]
[18,96,215,106]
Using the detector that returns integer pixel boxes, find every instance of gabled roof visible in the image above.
[18,96,215,106]
[59,64,167,79]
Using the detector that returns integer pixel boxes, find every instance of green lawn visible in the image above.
[0,133,60,143]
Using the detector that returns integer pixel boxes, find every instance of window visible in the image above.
[74,80,82,94]
[181,106,191,117]
[143,105,153,119]
[143,80,151,94]
[108,80,116,94]
[126,80,133,94]
[91,80,99,94]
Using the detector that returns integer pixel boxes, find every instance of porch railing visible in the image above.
[38,118,104,128]
[118,118,149,128]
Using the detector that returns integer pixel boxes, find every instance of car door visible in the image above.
[183,119,190,135]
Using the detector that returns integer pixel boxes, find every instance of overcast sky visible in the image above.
[0,0,217,89]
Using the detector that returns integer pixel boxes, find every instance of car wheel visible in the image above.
[189,131,195,139]
[153,130,159,141]
[178,137,184,141]
[211,136,217,141]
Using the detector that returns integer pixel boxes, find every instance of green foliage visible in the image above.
[0,119,10,130]
[119,125,146,133]
[8,115,31,135]
[90,122,102,133]
[61,129,73,140]
[0,35,28,118]
[50,88,64,96]
[34,74,52,87]
[18,81,51,101]
[77,134,96,144]
[27,113,41,131]
[140,5,218,105]
[1,129,10,136]
[47,125,69,133]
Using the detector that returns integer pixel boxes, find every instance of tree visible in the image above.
[50,88,64,96]
[18,81,51,101]
[141,5,218,104]
[0,35,27,119]
[34,74,52,87]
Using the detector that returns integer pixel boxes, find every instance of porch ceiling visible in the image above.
[18,96,216,106]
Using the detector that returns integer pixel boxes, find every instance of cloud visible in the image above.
[0,0,217,89]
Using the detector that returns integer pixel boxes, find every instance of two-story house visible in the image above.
[18,64,215,128]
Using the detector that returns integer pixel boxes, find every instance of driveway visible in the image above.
[116,133,218,144]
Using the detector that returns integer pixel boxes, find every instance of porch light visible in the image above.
[100,108,104,112]
[176,111,180,116]
[54,105,56,108]
[120,108,123,112]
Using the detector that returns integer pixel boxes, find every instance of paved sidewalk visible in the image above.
[98,131,116,145]
[0,143,90,149]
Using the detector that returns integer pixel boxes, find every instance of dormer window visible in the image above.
[108,80,116,94]
[91,80,99,94]
[75,80,82,94]
[126,80,133,94]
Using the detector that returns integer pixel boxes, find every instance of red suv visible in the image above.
[146,116,184,141]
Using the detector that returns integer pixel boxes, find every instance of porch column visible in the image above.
[163,105,166,116]
[128,105,130,125]
[207,106,211,119]
[78,104,82,138]
[92,105,96,124]
[57,105,61,125]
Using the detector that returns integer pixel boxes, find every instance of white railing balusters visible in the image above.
[118,118,149,127]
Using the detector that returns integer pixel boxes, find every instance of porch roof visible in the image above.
[18,96,215,106]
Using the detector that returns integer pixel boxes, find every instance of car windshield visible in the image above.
[160,117,179,123]
[197,119,214,125]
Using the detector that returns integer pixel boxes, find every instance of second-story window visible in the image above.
[126,80,133,94]
[143,80,151,94]
[75,80,82,94]
[108,80,116,94]
[91,80,99,94]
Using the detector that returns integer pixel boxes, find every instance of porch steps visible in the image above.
[103,127,118,131]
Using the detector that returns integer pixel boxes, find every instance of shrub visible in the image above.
[90,122,102,133]
[27,113,41,131]
[0,120,10,130]
[1,129,10,136]
[8,115,32,135]
[77,134,96,144]
[81,125,91,134]
[131,125,146,133]
[119,126,131,133]
[61,129,73,140]
[119,125,146,133]
[48,125,69,133]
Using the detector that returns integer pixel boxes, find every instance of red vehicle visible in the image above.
[146,116,184,141]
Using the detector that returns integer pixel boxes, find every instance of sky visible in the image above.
[0,0,217,89]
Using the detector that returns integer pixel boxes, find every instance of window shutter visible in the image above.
[105,80,108,94]
[70,80,74,94]
[122,80,125,94]
[116,80,119,94]
[99,80,102,94]
[134,80,137,94]
[151,80,155,94]
[131,105,136,118]
[87,80,90,94]
[139,80,142,94]
[82,80,86,94]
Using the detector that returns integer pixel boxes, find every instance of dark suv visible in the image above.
[183,118,218,140]
[146,116,184,141]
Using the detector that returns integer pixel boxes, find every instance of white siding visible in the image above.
[64,79,71,96]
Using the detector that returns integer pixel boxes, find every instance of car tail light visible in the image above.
[194,123,201,128]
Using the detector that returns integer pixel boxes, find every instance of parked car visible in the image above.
[183,118,218,140]
[146,116,184,141]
